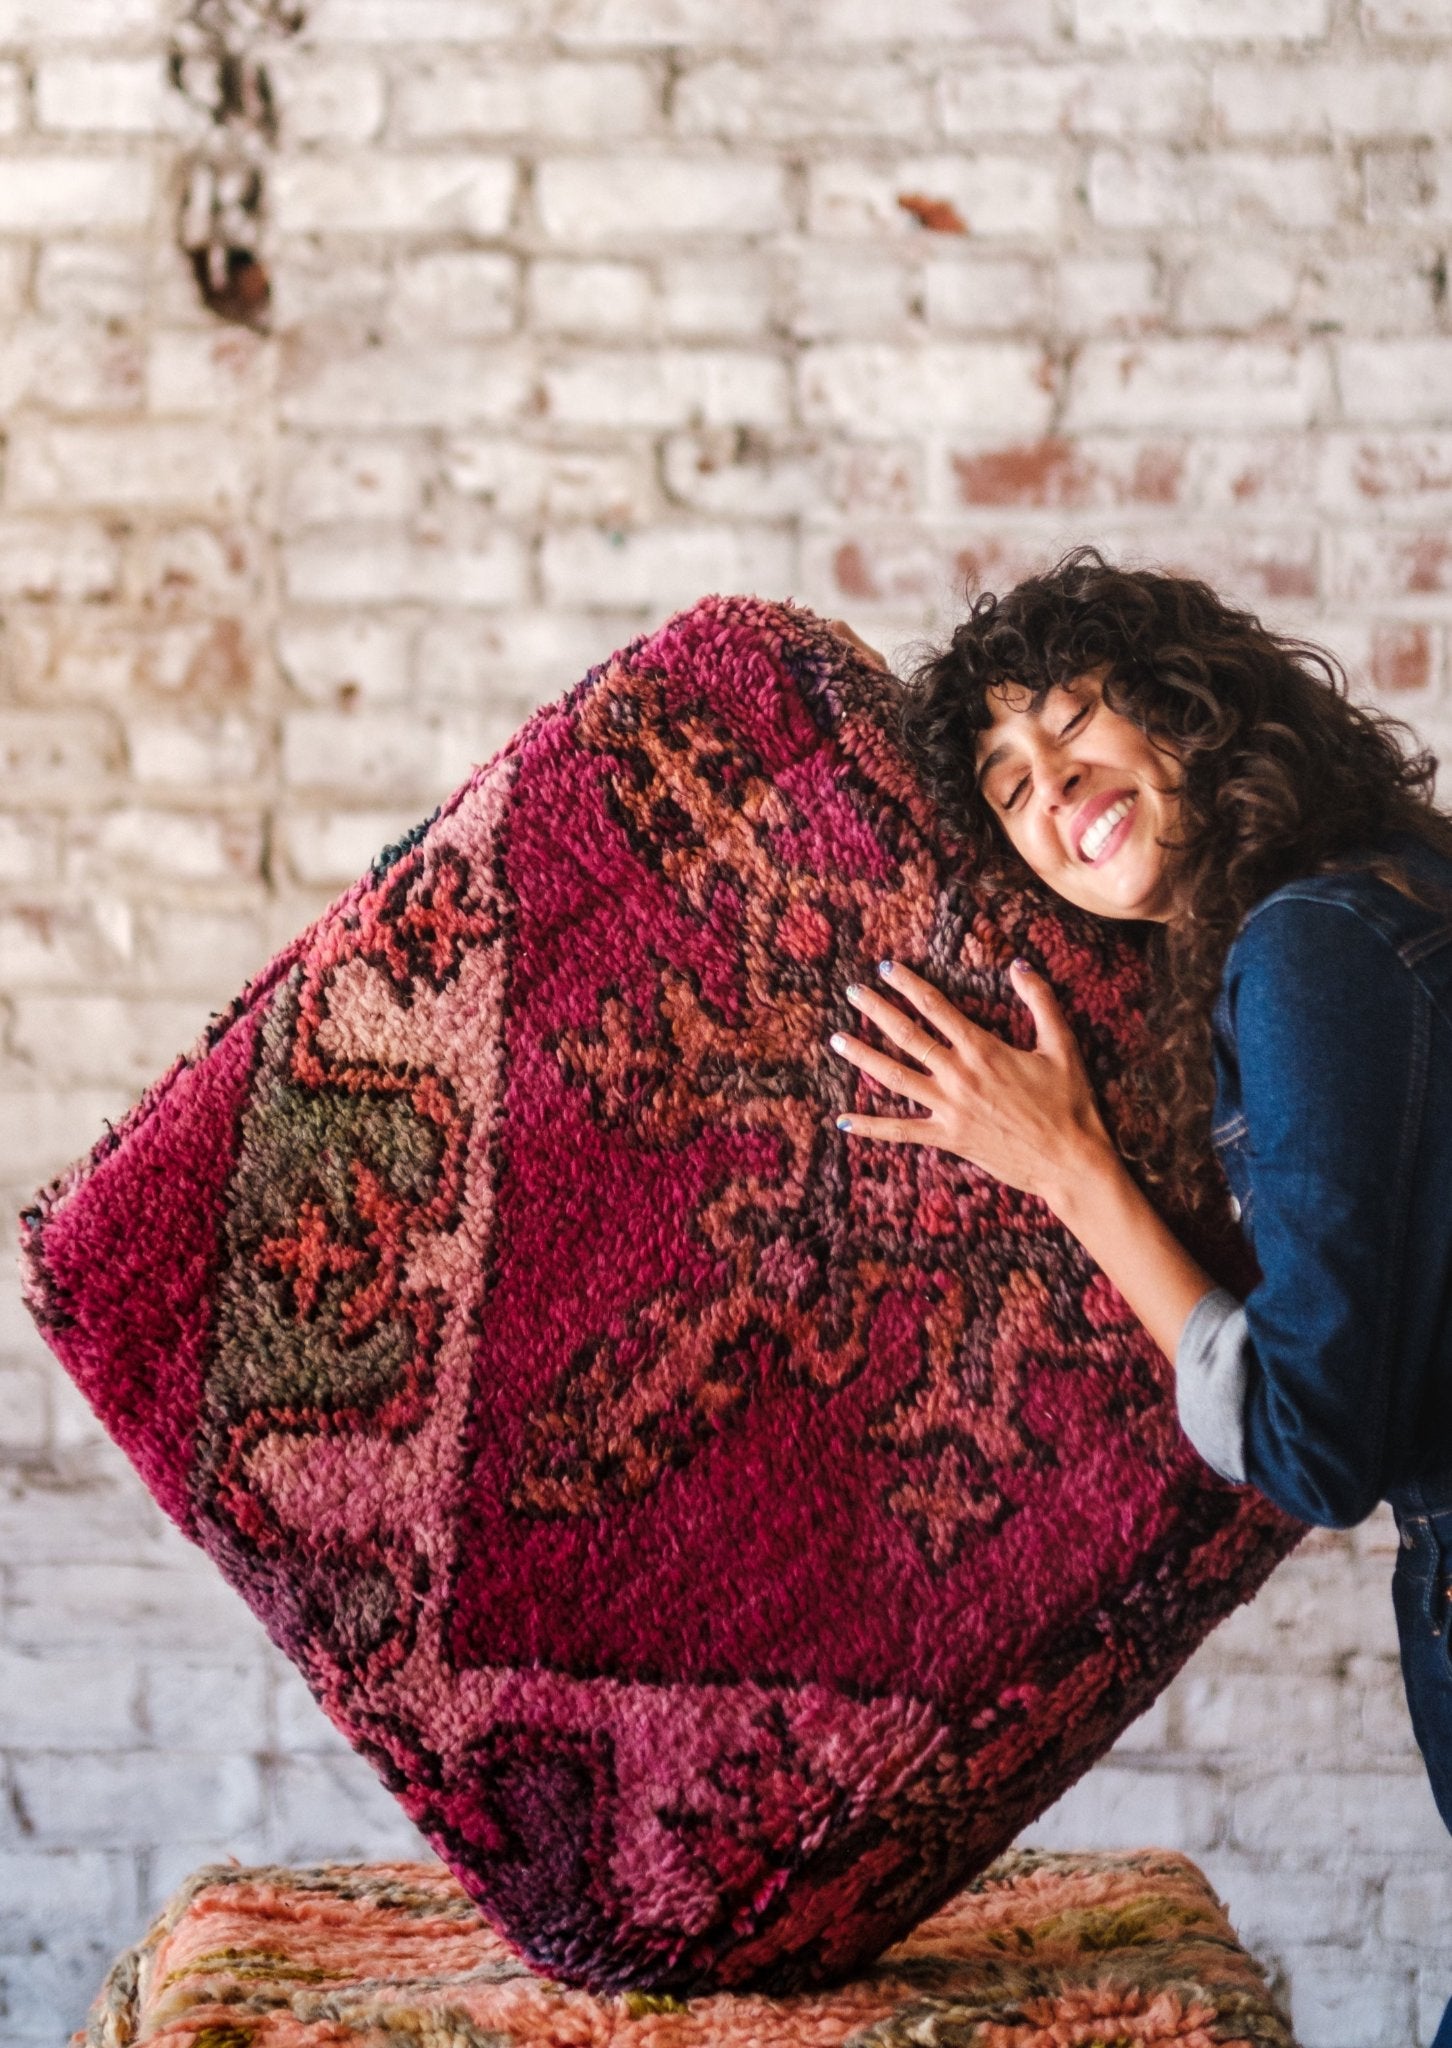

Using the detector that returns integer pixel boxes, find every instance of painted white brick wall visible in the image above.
[2,2,1451,2043]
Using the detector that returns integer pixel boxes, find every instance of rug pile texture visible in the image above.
[77,1849,1297,2047]
[22,595,1300,1992]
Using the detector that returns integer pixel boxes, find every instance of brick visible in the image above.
[1361,142,1451,223]
[390,250,518,338]
[1179,1670,1348,1753]
[808,157,1061,239]
[302,0,517,39]
[282,437,422,526]
[272,155,516,236]
[1,1935,123,2048]
[0,156,151,231]
[130,520,268,610]
[1213,59,1452,137]
[1075,0,1330,39]
[537,156,788,240]
[1232,1771,1448,1854]
[0,1849,134,1945]
[0,709,118,788]
[824,443,923,516]
[661,429,817,518]
[0,1647,138,1750]
[131,904,272,999]
[527,258,652,337]
[674,59,928,140]
[33,239,147,320]
[803,0,1053,39]
[1067,342,1327,431]
[800,342,1054,435]
[6,423,253,512]
[0,1362,48,1454]
[1089,147,1337,230]
[939,60,1204,139]
[442,438,655,523]
[142,1660,267,1750]
[282,525,529,607]
[271,1654,356,1754]
[270,1754,428,1862]
[63,806,263,886]
[281,709,484,798]
[1367,621,1439,693]
[944,435,1190,512]
[281,343,531,430]
[659,253,773,337]
[1333,530,1452,603]
[1363,0,1451,32]
[147,328,271,415]
[1024,1763,1223,1854]
[0,240,24,318]
[922,254,1047,334]
[13,1750,263,1848]
[1209,1548,1398,1663]
[34,56,176,134]
[1057,254,1161,332]
[1383,1866,1452,1942]
[790,247,915,338]
[413,611,645,703]
[0,55,21,133]
[539,522,794,609]
[279,807,425,887]
[0,903,133,991]
[267,54,385,145]
[125,714,264,788]
[6,996,204,1087]
[1197,1852,1370,1948]
[0,812,60,883]
[1176,248,1300,330]
[1340,340,1452,424]
[0,519,119,601]
[5,1083,128,1196]
[394,58,655,140]
[7,1561,256,1656]
[276,617,411,706]
[550,0,781,45]
[542,348,790,429]
[0,0,162,34]
[1300,254,1441,335]
[1285,1955,1416,2048]
[1421,1973,1452,2048]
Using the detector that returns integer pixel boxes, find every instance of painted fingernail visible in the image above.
[878,958,894,977]
[845,982,863,1001]
[836,1115,853,1131]
[1012,957,1031,975]
[829,1033,848,1052]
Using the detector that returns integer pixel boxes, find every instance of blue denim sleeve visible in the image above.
[1218,896,1433,1528]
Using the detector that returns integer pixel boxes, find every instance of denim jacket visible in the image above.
[1174,828,1452,1528]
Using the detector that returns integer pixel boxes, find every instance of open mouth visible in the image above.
[1079,792,1136,864]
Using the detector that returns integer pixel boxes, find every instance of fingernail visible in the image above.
[845,982,863,1001]
[836,1115,853,1131]
[1011,957,1030,975]
[829,1033,847,1053]
[877,958,894,978]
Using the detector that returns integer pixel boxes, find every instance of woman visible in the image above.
[827,549,1452,2045]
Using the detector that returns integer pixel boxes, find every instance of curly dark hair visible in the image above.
[897,546,1452,1213]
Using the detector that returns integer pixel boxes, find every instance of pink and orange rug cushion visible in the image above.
[22,596,1300,1995]
[79,1849,1296,2047]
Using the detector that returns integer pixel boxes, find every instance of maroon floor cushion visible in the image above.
[22,595,1300,1994]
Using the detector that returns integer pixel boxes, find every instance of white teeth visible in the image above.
[1080,794,1134,863]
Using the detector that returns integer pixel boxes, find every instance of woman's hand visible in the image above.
[827,958,1116,1211]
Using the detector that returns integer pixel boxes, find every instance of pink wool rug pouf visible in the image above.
[22,595,1301,1995]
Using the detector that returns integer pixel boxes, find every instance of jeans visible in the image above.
[1391,1500,1452,2048]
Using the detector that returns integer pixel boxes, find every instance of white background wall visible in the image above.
[3,1,1452,2042]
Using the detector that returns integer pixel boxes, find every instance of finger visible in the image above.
[874,960,985,1061]
[829,1031,939,1110]
[829,1109,942,1146]
[1008,959,1079,1062]
[846,983,951,1072]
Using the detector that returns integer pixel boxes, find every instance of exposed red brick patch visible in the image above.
[1370,622,1433,692]
[833,542,880,601]
[1408,536,1452,593]
[1351,439,1452,502]
[952,438,1185,510]
[897,192,968,234]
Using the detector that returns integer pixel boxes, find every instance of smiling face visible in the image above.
[972,671,1185,922]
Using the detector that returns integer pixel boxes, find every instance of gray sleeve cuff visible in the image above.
[1175,1286,1251,1485]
